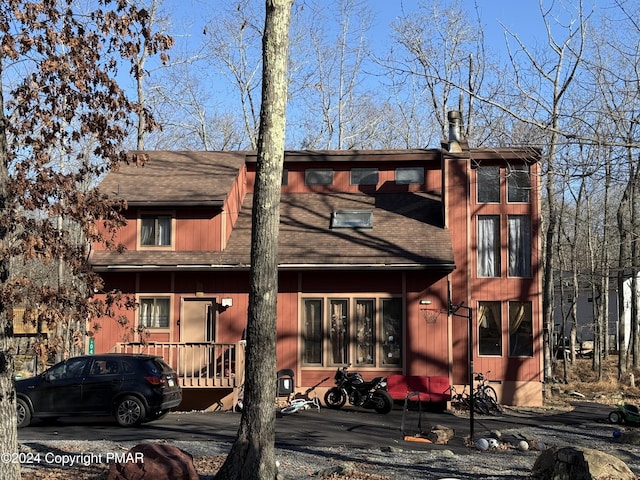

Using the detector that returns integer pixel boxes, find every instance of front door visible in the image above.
[180,298,217,376]
[181,298,216,343]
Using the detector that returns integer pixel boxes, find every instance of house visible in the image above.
[89,113,543,408]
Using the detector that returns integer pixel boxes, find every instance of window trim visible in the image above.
[477,215,501,278]
[476,165,501,203]
[395,167,424,185]
[137,211,175,251]
[331,210,373,229]
[138,295,172,330]
[508,215,532,278]
[478,301,502,356]
[508,301,533,357]
[507,164,531,203]
[305,168,334,186]
[350,167,379,186]
[301,295,403,369]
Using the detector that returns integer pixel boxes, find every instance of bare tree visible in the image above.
[0,2,169,477]
[202,0,264,149]
[386,0,487,143]
[215,0,292,478]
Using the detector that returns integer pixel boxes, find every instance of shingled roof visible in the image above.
[90,150,455,272]
[98,151,247,206]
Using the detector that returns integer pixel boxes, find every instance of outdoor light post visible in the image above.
[449,300,474,441]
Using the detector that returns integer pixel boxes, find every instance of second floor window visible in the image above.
[139,297,170,328]
[478,215,501,277]
[305,169,333,186]
[508,215,532,277]
[351,168,378,185]
[141,214,171,246]
[395,167,424,184]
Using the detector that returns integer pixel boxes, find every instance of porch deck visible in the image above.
[115,341,245,389]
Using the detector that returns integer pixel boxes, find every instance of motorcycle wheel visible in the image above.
[372,390,394,414]
[324,388,347,409]
[609,410,624,424]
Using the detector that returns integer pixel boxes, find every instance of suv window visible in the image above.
[48,358,89,380]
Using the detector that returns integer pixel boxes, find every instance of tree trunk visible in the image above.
[0,58,21,480]
[215,1,292,479]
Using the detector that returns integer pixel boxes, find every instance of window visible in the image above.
[47,358,89,380]
[329,299,348,365]
[331,210,373,228]
[351,168,378,185]
[508,164,530,202]
[305,169,333,185]
[477,166,500,202]
[302,296,402,367]
[381,298,402,366]
[282,169,289,186]
[139,297,170,328]
[395,167,424,184]
[508,215,531,277]
[509,301,533,357]
[355,299,375,366]
[303,299,323,364]
[140,214,172,246]
[477,215,501,277]
[478,302,502,355]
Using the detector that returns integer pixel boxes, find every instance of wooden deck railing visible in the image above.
[115,341,245,389]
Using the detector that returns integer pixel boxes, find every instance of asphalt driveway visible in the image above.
[18,401,614,454]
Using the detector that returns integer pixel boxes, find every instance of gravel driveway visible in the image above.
[18,401,640,479]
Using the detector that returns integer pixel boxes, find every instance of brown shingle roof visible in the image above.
[91,192,454,271]
[98,151,247,206]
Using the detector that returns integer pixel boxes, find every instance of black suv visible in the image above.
[16,354,182,428]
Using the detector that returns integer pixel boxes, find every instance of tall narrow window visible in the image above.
[508,215,532,277]
[507,164,530,202]
[477,166,500,202]
[329,299,349,365]
[478,215,501,277]
[381,298,402,366]
[140,214,172,246]
[509,301,533,357]
[139,297,170,328]
[303,299,323,365]
[355,299,375,366]
[478,302,502,355]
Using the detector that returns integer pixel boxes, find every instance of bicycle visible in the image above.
[280,376,329,415]
[448,383,492,415]
[473,371,503,415]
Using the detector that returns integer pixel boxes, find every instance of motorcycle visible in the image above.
[324,365,393,414]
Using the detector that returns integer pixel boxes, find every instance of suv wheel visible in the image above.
[17,398,31,428]
[115,396,146,427]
